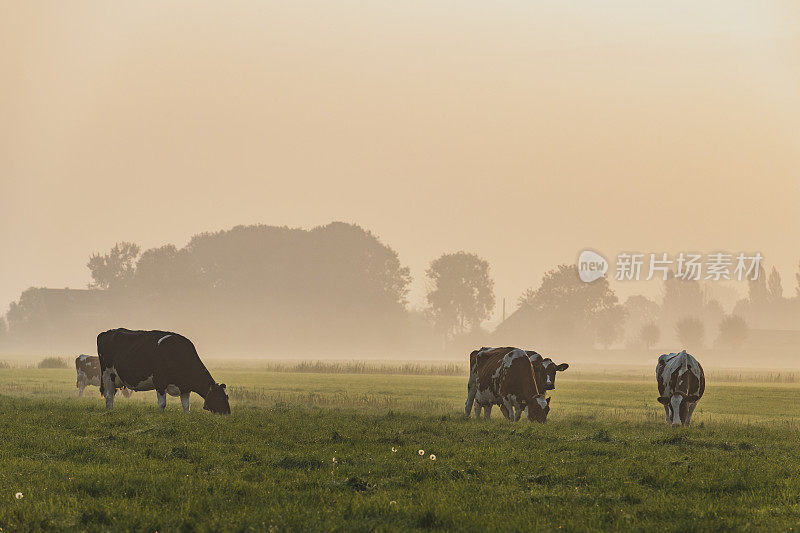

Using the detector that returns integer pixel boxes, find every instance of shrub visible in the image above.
[37,357,69,369]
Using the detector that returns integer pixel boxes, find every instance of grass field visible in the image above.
[3,365,800,531]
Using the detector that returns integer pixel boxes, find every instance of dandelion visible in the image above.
[418,449,424,456]
[391,447,397,453]
[332,457,338,464]
[430,454,436,461]
[14,493,23,500]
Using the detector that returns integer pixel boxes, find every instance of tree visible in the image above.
[510,264,625,348]
[131,245,195,294]
[767,267,783,302]
[639,322,660,349]
[87,242,141,290]
[748,264,768,304]
[717,314,749,349]
[796,260,800,297]
[675,317,704,349]
[425,252,494,340]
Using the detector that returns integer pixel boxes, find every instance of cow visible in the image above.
[97,328,230,415]
[465,347,550,422]
[466,347,568,416]
[75,354,100,397]
[656,350,705,426]
[75,354,132,398]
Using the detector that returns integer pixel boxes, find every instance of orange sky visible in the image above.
[2,1,799,318]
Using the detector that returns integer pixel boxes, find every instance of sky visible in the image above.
[2,1,799,319]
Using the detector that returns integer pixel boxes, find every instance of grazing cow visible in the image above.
[465,347,550,422]
[76,355,132,398]
[656,350,705,426]
[97,328,230,414]
[75,354,100,397]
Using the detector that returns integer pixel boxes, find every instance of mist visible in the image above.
[2,1,800,366]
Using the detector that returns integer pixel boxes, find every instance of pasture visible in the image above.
[3,364,800,531]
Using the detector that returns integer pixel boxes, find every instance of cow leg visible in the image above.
[465,389,477,417]
[181,393,190,413]
[484,405,492,419]
[473,402,482,418]
[501,399,515,421]
[157,390,167,412]
[78,385,85,397]
[101,370,116,410]
[686,402,698,425]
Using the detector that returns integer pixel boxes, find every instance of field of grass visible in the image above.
[3,364,800,531]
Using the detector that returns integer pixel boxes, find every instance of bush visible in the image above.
[0,361,10,369]
[675,317,704,350]
[37,357,69,369]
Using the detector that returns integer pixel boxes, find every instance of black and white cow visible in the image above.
[75,354,101,397]
[97,328,230,414]
[76,354,133,398]
[656,350,705,426]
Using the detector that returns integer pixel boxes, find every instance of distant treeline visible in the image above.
[3,221,800,358]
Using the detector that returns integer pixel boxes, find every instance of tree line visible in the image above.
[2,222,800,355]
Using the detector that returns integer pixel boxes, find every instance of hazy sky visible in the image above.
[2,1,799,318]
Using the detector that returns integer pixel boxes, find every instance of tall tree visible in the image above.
[512,265,625,348]
[748,264,768,304]
[767,266,783,302]
[87,242,141,290]
[796,260,800,297]
[425,252,494,340]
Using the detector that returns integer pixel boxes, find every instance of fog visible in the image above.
[2,2,799,365]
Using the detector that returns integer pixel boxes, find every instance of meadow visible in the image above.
[3,364,800,531]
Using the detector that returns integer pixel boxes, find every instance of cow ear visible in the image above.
[685,395,699,403]
[219,383,226,389]
[657,397,669,405]
[555,363,569,371]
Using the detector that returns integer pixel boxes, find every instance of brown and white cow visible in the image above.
[465,347,550,422]
[656,350,705,426]
[97,328,230,414]
[76,354,132,398]
[466,347,567,415]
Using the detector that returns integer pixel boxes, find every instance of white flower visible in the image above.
[391,447,397,453]
[430,454,436,461]
[418,449,424,456]
[389,501,397,505]
[15,493,23,500]
[332,457,337,464]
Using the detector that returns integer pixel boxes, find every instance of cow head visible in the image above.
[526,395,551,423]
[203,383,231,415]
[540,358,569,390]
[657,392,700,426]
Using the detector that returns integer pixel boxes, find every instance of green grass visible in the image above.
[3,367,800,531]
